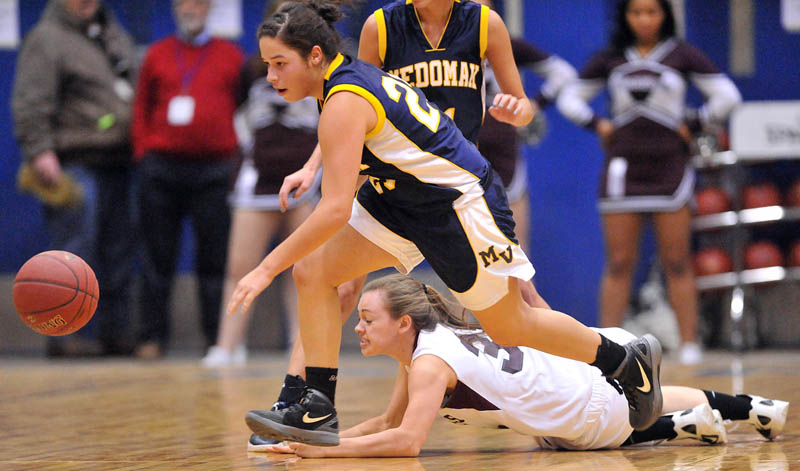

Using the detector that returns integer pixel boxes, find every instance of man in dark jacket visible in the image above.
[12,0,138,356]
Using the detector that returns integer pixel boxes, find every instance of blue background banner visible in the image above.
[2,0,798,327]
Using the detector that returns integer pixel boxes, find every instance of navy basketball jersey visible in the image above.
[321,53,490,211]
[375,0,488,143]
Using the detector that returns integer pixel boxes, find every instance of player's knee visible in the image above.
[606,255,636,278]
[662,256,692,277]
[337,280,362,316]
[337,278,361,300]
[292,257,323,287]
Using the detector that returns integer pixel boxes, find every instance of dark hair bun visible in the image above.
[308,0,343,25]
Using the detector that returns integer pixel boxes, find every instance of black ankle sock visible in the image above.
[590,334,627,377]
[624,415,678,444]
[305,367,338,404]
[703,390,753,420]
[277,374,305,404]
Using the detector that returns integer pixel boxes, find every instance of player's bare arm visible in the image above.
[226,91,371,317]
[287,354,453,458]
[358,14,382,67]
[484,9,534,127]
[341,363,410,438]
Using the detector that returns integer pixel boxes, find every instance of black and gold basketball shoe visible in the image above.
[245,388,339,446]
[608,334,663,431]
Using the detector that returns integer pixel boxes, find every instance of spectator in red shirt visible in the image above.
[131,0,244,359]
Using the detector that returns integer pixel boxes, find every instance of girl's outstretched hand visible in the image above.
[256,441,294,454]
[288,442,328,458]
[226,265,275,317]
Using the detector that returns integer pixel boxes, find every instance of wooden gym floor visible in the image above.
[0,350,797,470]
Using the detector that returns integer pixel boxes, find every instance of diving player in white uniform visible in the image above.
[229,0,665,447]
[256,274,789,457]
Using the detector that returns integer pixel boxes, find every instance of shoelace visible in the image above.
[621,382,640,411]
[605,376,641,411]
[270,401,288,411]
[281,390,315,414]
[606,377,623,395]
[269,385,306,412]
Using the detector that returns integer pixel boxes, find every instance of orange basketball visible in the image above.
[694,247,732,276]
[786,180,800,207]
[695,186,730,215]
[789,240,800,267]
[13,251,99,336]
[742,183,781,209]
[744,241,784,270]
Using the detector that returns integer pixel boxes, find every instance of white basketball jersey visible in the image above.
[412,324,633,449]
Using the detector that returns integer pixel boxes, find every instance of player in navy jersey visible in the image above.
[360,0,534,143]
[252,274,789,456]
[228,0,665,447]
[249,0,552,447]
[557,0,741,365]
[361,0,574,257]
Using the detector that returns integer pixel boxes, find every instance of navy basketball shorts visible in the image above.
[349,172,535,310]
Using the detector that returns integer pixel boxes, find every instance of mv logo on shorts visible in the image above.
[478,245,513,268]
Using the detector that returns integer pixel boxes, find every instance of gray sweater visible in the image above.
[12,0,138,166]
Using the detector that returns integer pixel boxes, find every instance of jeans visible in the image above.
[137,153,233,348]
[44,163,135,351]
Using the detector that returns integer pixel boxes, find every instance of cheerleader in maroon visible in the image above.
[557,0,741,365]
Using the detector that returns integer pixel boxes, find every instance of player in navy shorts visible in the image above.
[248,1,554,446]
[228,1,666,447]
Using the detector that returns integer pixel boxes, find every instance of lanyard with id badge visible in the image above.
[167,43,210,126]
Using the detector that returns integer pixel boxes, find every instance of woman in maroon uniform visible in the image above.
[557,0,741,364]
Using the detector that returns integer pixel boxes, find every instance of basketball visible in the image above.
[12,251,99,336]
[742,182,781,209]
[694,247,733,276]
[695,186,730,215]
[744,241,784,270]
[786,179,800,207]
[789,240,800,267]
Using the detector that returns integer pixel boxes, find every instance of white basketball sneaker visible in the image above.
[201,345,247,368]
[746,395,789,440]
[678,342,703,365]
[669,403,727,444]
